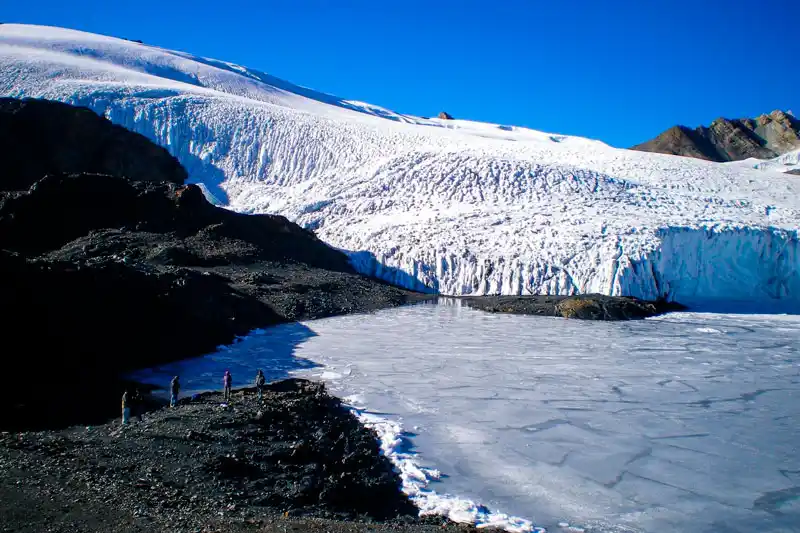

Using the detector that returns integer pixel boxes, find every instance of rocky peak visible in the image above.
[632,110,800,162]
[768,109,793,122]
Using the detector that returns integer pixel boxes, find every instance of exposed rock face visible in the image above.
[632,110,800,162]
[0,173,352,268]
[0,97,187,190]
[0,172,422,429]
[0,98,424,430]
[437,111,454,120]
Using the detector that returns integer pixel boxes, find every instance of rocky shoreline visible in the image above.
[459,294,686,320]
[0,379,480,533]
[0,98,429,431]
[0,173,429,431]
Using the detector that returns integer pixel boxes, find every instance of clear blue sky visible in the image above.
[4,0,797,147]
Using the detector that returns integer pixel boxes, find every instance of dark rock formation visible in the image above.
[0,173,423,430]
[631,124,728,161]
[0,173,353,268]
[460,294,685,320]
[0,97,187,191]
[632,110,800,162]
[0,98,426,430]
[437,111,454,120]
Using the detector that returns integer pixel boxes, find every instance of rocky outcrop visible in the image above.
[632,110,800,162]
[0,173,353,268]
[0,98,425,430]
[437,111,454,120]
[0,172,423,429]
[460,294,685,320]
[0,97,187,190]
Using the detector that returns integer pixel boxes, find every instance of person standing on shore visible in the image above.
[170,376,180,407]
[121,389,130,425]
[131,389,144,422]
[223,370,232,402]
[255,370,265,402]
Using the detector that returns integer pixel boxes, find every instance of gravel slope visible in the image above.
[0,380,481,533]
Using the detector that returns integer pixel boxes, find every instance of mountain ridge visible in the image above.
[632,110,800,162]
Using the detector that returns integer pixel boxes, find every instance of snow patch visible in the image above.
[346,401,543,532]
[752,148,800,173]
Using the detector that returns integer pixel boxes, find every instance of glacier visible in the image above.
[2,24,799,306]
[751,148,800,174]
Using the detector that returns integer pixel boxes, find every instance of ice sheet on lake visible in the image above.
[133,303,800,532]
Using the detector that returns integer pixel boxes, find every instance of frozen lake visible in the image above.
[134,302,800,532]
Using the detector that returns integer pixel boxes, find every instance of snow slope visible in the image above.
[750,148,800,173]
[2,24,799,306]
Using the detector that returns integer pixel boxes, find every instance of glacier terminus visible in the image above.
[1,24,798,308]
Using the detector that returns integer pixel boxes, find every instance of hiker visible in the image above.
[131,389,144,422]
[255,369,265,401]
[121,389,130,425]
[223,370,232,402]
[170,376,180,407]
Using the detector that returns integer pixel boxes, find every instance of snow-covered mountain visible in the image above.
[2,24,798,306]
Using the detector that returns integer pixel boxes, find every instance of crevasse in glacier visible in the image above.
[1,24,798,306]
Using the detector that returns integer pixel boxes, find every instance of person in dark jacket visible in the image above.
[255,370,266,402]
[131,389,144,422]
[170,376,180,407]
[223,370,232,402]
